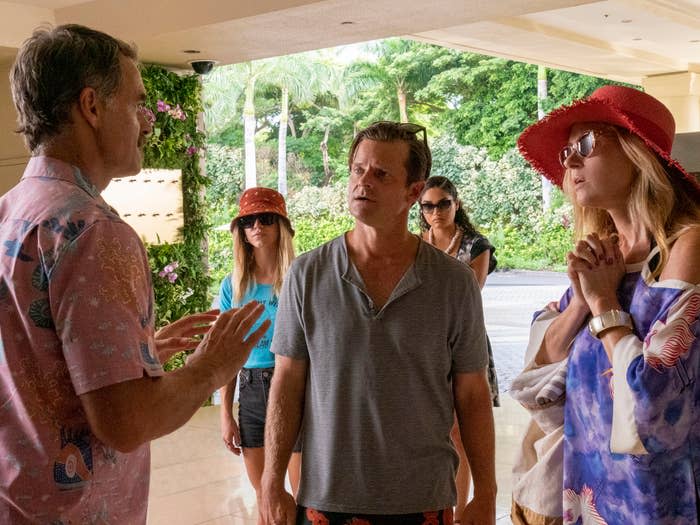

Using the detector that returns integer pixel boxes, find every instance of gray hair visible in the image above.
[10,24,137,151]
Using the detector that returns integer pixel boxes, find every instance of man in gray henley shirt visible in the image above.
[260,121,496,525]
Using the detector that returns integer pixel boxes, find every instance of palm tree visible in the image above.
[264,53,330,195]
[346,39,439,124]
[204,61,275,188]
[538,65,553,212]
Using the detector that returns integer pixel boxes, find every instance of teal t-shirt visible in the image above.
[218,275,277,368]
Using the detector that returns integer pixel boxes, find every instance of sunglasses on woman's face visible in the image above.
[238,213,277,229]
[559,130,598,167]
[420,198,453,214]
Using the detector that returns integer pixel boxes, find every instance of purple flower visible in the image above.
[142,107,156,125]
[159,261,180,282]
[156,100,171,112]
[186,145,198,156]
[168,104,187,121]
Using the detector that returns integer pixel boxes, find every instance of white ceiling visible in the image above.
[419,0,700,81]
[1,0,699,83]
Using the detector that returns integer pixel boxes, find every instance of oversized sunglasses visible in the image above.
[238,213,277,229]
[420,198,453,213]
[559,130,598,167]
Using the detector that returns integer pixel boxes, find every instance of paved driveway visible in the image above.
[483,270,570,393]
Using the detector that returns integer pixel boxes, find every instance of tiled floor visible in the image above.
[147,398,529,524]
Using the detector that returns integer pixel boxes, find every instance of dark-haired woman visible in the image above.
[420,175,498,524]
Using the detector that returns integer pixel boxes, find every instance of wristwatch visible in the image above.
[588,310,634,339]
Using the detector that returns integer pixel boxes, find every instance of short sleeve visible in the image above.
[469,236,491,260]
[450,271,489,373]
[470,235,497,274]
[48,221,162,395]
[219,275,233,312]
[270,261,309,360]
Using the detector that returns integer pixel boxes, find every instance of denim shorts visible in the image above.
[238,367,302,451]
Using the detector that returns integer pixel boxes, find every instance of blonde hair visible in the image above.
[563,126,700,281]
[230,218,295,304]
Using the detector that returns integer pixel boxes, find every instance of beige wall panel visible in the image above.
[0,159,27,195]
[102,169,184,245]
[0,61,29,196]
[644,72,700,133]
[0,2,55,49]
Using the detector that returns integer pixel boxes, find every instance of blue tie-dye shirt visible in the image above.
[559,253,699,524]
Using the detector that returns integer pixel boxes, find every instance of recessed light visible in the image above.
[182,49,201,54]
[690,39,700,43]
[621,19,632,23]
[340,21,354,25]
[632,37,642,41]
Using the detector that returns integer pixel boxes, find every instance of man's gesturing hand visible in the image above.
[188,301,269,389]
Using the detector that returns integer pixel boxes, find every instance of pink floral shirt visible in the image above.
[0,157,163,523]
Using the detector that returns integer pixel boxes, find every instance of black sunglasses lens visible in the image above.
[422,199,452,213]
[258,213,276,226]
[239,213,277,229]
[239,216,255,229]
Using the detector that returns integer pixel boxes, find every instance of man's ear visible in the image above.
[408,180,425,204]
[77,86,101,130]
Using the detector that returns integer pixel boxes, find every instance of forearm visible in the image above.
[455,372,496,500]
[262,357,306,489]
[469,251,490,289]
[587,296,631,363]
[537,300,589,364]
[220,377,238,419]
[82,302,268,453]
[81,361,217,452]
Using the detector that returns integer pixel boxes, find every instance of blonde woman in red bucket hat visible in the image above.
[218,187,301,519]
[512,85,700,525]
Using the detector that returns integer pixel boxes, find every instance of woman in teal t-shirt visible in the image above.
[218,187,300,511]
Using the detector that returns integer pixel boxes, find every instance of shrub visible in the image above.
[430,135,573,270]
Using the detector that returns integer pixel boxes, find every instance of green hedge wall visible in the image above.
[140,65,209,371]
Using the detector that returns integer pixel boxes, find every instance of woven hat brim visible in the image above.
[517,97,700,197]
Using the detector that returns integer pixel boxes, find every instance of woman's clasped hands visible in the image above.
[566,232,626,312]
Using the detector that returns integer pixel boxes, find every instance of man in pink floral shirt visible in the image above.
[0,25,268,523]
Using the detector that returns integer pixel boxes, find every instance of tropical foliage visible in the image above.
[140,65,210,374]
[202,39,634,278]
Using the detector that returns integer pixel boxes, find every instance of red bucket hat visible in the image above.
[517,85,700,196]
[231,187,294,235]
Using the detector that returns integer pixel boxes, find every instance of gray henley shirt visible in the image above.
[270,234,488,514]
